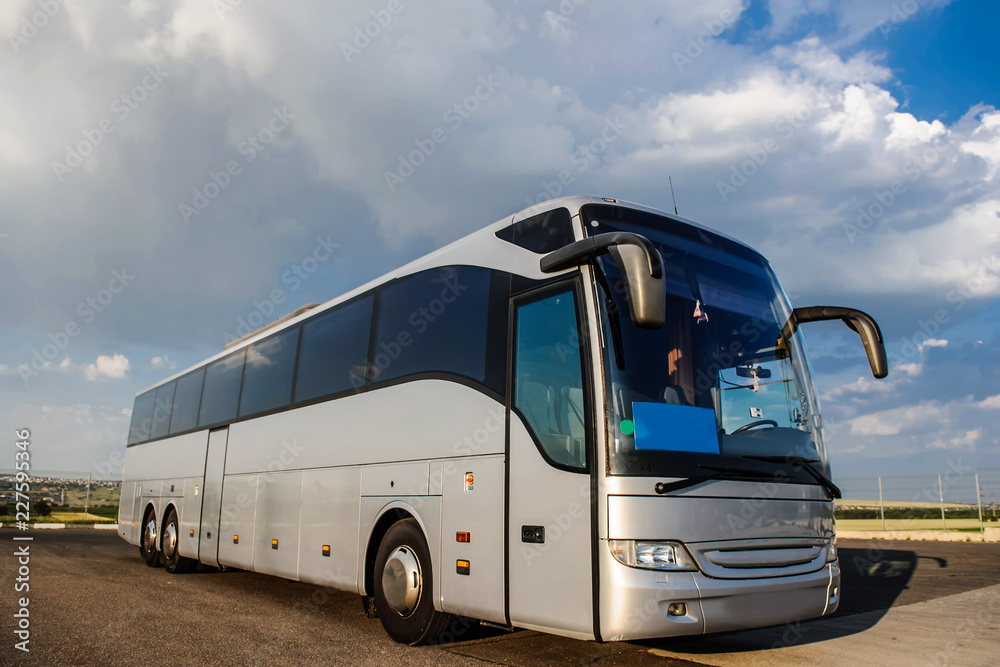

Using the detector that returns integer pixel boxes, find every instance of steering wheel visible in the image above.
[732,420,778,434]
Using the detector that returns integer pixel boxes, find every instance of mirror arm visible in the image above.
[779,306,888,379]
[539,232,663,278]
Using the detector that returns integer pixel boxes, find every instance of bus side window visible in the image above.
[148,381,176,440]
[373,266,492,386]
[513,289,587,470]
[294,294,374,402]
[128,390,156,444]
[239,326,300,418]
[198,349,246,428]
[169,367,206,435]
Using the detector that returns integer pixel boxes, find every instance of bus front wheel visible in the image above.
[373,518,453,645]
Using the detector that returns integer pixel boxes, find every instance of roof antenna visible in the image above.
[668,176,679,216]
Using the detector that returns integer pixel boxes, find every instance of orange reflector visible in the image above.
[322,545,331,557]
[456,559,470,575]
[456,532,471,543]
[233,535,239,544]
[271,539,279,550]
[189,529,194,537]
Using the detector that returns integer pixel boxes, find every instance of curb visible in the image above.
[0,522,118,529]
[839,529,998,543]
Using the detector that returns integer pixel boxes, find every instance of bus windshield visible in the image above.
[584,205,826,485]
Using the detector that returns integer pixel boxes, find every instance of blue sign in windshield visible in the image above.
[632,402,720,454]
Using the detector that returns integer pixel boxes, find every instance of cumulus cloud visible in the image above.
[0,0,995,476]
[150,355,176,370]
[83,354,131,381]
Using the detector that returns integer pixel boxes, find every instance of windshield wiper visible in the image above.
[742,455,842,500]
[653,464,775,495]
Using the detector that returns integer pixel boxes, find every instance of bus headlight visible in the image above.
[608,540,698,571]
[826,536,838,562]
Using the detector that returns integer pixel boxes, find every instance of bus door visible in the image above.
[199,427,229,567]
[507,283,595,637]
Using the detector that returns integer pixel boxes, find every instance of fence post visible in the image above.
[878,476,885,532]
[976,472,984,534]
[85,473,92,519]
[938,474,946,532]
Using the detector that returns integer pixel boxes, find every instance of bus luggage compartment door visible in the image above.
[199,427,229,567]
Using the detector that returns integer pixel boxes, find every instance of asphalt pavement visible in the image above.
[0,530,997,666]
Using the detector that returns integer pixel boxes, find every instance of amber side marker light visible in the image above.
[272,539,279,550]
[457,560,470,575]
[322,545,331,557]
[233,535,239,544]
[456,532,471,543]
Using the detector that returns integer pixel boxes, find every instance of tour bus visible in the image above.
[118,196,887,645]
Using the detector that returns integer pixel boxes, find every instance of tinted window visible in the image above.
[295,295,373,403]
[374,266,491,385]
[148,381,176,440]
[169,368,205,435]
[128,390,156,444]
[239,327,300,417]
[514,289,587,469]
[198,350,246,427]
[496,207,574,254]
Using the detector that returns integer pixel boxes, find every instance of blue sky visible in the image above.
[1,0,998,485]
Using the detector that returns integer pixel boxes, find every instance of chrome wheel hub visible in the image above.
[144,518,157,551]
[164,522,178,559]
[382,546,421,617]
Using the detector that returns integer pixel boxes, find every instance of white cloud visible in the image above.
[83,354,131,381]
[928,428,981,451]
[976,394,1000,410]
[150,355,176,370]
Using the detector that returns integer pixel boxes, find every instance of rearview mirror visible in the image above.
[736,365,772,379]
[778,306,888,379]
[540,232,665,329]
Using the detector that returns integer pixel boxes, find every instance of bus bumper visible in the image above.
[601,558,840,641]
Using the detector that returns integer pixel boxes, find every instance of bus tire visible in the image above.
[373,518,452,645]
[162,507,196,574]
[140,510,162,568]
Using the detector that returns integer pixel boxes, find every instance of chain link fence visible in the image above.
[836,467,1000,532]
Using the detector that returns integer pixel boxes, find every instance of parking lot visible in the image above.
[1,529,997,665]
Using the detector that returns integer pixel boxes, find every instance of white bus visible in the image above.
[118,195,887,645]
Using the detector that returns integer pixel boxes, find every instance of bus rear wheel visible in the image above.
[140,511,161,567]
[374,518,453,645]
[162,507,196,574]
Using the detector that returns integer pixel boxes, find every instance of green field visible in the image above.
[836,518,985,532]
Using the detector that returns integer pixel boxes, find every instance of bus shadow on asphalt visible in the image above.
[636,547,918,654]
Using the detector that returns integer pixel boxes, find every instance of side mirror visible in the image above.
[540,232,665,329]
[778,306,888,379]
